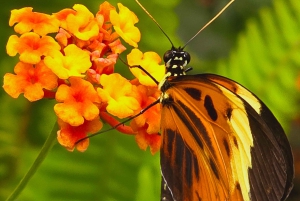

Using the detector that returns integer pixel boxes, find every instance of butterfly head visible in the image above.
[163,47,191,76]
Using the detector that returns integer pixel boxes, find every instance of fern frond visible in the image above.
[216,0,300,130]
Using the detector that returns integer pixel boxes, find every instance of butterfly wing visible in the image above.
[204,74,294,200]
[161,175,175,201]
[160,74,294,201]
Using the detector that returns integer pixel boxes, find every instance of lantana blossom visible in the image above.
[97,73,140,119]
[130,82,162,154]
[135,130,161,155]
[9,7,60,36]
[44,44,92,79]
[127,48,165,86]
[63,4,100,41]
[55,77,100,126]
[57,117,103,152]
[3,61,58,101]
[4,2,163,153]
[55,28,72,47]
[6,32,61,64]
[89,53,118,83]
[53,8,76,30]
[97,1,116,24]
[130,84,161,135]
[109,38,127,54]
[110,3,141,47]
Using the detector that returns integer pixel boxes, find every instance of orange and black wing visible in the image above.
[160,74,294,201]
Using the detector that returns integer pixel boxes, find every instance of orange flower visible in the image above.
[55,28,72,47]
[135,130,161,155]
[6,32,60,64]
[97,1,116,24]
[97,73,140,119]
[64,4,99,41]
[127,49,165,86]
[53,8,76,30]
[110,3,141,47]
[130,84,161,135]
[57,117,103,152]
[96,2,117,42]
[9,7,60,36]
[44,44,92,79]
[3,61,58,101]
[129,82,161,154]
[109,39,126,54]
[88,53,118,83]
[54,77,100,126]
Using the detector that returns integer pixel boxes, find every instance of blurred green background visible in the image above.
[1,0,300,200]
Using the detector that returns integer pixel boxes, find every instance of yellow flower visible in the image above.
[64,4,99,41]
[97,73,140,119]
[44,44,92,79]
[110,3,141,47]
[127,48,165,86]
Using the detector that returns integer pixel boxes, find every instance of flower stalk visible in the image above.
[6,122,58,201]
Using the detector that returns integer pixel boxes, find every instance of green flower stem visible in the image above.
[6,122,59,201]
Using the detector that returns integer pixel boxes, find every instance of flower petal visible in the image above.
[110,3,141,47]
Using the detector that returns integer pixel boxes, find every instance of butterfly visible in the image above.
[158,47,294,201]
[75,0,294,200]
[130,1,295,201]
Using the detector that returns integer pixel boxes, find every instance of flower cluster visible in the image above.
[4,1,165,153]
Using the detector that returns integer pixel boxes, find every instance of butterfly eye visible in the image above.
[163,50,174,63]
[183,51,191,65]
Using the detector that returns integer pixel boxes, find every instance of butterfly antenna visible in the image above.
[135,0,174,47]
[183,0,234,48]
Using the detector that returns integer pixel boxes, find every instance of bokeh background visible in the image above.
[1,0,299,200]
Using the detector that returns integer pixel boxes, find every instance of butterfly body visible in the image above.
[159,47,294,201]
